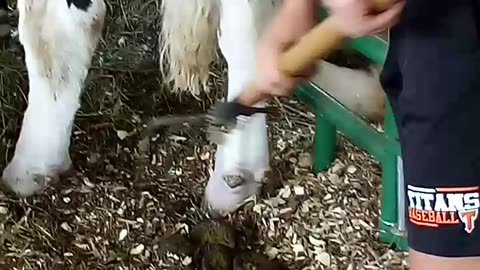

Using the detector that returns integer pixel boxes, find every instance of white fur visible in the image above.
[204,0,276,213]
[217,0,281,178]
[159,0,221,96]
[2,0,105,196]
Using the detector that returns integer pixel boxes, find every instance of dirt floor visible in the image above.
[0,1,407,269]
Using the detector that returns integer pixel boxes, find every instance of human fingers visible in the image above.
[362,0,405,34]
[298,64,318,79]
[273,64,317,96]
[256,66,298,97]
[266,53,318,96]
[256,45,298,97]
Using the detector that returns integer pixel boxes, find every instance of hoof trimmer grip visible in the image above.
[209,97,270,130]
[206,99,271,144]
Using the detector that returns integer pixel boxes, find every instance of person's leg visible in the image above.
[388,1,480,268]
[410,250,480,270]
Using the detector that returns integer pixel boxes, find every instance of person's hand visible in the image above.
[255,37,317,98]
[323,0,405,38]
[253,0,319,98]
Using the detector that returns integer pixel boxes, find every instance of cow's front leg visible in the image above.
[203,0,278,215]
[1,0,105,197]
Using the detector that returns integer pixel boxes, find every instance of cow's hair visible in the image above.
[159,0,221,96]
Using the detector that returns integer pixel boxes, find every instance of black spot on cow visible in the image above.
[66,0,92,11]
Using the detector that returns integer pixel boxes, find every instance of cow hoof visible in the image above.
[1,157,71,197]
[202,168,262,217]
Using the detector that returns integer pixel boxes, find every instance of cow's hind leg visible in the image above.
[1,0,105,196]
[203,0,279,215]
[0,0,10,39]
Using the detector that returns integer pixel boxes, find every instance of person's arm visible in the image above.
[321,0,405,37]
[254,0,404,99]
[254,0,319,99]
[263,0,319,46]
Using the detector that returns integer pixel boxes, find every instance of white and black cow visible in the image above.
[0,0,386,217]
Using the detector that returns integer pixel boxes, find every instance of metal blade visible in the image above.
[140,112,235,144]
[141,113,208,138]
[206,124,228,145]
[140,107,264,145]
[146,114,208,128]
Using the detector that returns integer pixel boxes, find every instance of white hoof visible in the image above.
[1,156,71,197]
[203,150,264,216]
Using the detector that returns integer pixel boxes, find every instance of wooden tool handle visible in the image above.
[236,0,397,107]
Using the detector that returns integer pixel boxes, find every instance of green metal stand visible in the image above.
[313,115,337,173]
[292,33,408,251]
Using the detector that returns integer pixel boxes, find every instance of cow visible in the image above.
[0,0,386,217]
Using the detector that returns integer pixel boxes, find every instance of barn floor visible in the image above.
[0,1,407,269]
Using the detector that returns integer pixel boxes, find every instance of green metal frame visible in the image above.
[292,10,408,251]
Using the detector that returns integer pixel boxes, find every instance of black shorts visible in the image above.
[380,0,480,257]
